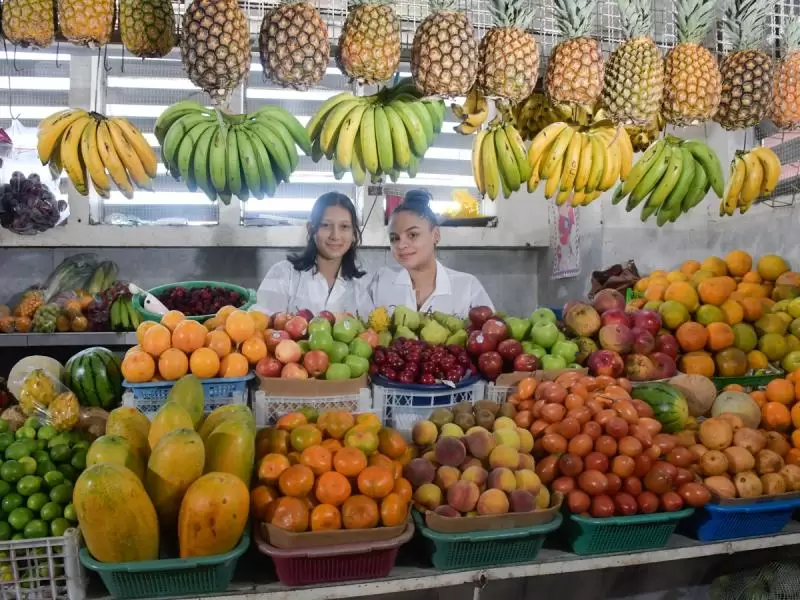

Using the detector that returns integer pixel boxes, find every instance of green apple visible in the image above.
[567,363,582,369]
[541,354,567,370]
[530,321,559,349]
[328,341,350,363]
[530,308,557,326]
[309,331,333,354]
[308,317,332,336]
[506,316,531,341]
[297,340,310,354]
[349,338,373,360]
[325,363,351,380]
[377,331,392,347]
[345,355,370,378]
[333,317,359,343]
[522,342,547,359]
[783,350,800,374]
[789,298,800,319]
[551,340,579,364]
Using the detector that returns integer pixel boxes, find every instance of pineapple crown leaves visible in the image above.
[489,0,537,30]
[674,0,715,44]
[553,0,597,38]
[782,16,800,54]
[429,0,460,12]
[721,0,770,51]
[348,0,393,7]
[616,0,653,39]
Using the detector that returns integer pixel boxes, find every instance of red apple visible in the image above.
[598,324,633,354]
[469,306,494,328]
[587,350,624,377]
[275,339,302,364]
[631,327,655,355]
[303,350,329,377]
[272,312,293,331]
[466,330,497,356]
[478,351,504,381]
[482,318,509,342]
[601,309,631,328]
[497,338,523,362]
[285,316,309,340]
[264,329,290,352]
[513,353,539,372]
[296,308,314,322]
[319,310,336,325]
[281,363,309,379]
[650,352,677,379]
[631,310,662,337]
[593,289,626,314]
[255,356,282,378]
[655,333,679,360]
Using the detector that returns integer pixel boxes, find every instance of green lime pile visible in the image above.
[0,418,86,540]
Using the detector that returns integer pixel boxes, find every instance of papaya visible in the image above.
[105,407,151,461]
[148,402,194,451]
[74,463,159,563]
[178,472,249,558]
[86,435,146,482]
[198,405,255,444]
[204,419,254,485]
[146,428,205,531]
[166,375,204,429]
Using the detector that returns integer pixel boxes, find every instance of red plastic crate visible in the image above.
[254,522,414,586]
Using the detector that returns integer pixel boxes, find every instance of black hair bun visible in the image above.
[402,189,432,208]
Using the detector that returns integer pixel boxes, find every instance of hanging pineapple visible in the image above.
[337,0,401,84]
[713,0,773,130]
[181,0,250,104]
[120,0,176,58]
[2,0,54,48]
[58,0,114,46]
[476,0,539,102]
[411,0,479,97]
[771,17,800,130]
[662,0,721,125]
[545,0,603,110]
[260,0,330,90]
[601,0,665,126]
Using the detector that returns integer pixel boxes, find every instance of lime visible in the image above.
[63,503,77,523]
[0,522,10,541]
[5,441,31,461]
[11,533,24,541]
[39,502,61,522]
[18,457,37,476]
[0,481,10,499]
[36,426,57,442]
[21,439,37,454]
[50,518,69,537]
[49,483,72,505]
[47,434,70,449]
[1,493,22,513]
[23,418,40,431]
[26,492,48,513]
[15,427,36,441]
[0,421,9,434]
[8,507,33,531]
[1,461,24,483]
[23,519,47,539]
[32,451,49,464]
[36,461,56,477]
[43,471,64,490]
[17,476,42,497]
[0,433,13,453]
[57,465,77,482]
[70,450,86,471]
[35,440,46,451]
[49,445,71,464]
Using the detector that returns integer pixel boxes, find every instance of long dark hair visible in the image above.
[391,189,439,227]
[288,192,366,280]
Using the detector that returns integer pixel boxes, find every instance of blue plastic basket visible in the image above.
[123,374,253,417]
[680,497,800,542]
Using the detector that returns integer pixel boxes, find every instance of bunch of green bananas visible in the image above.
[38,109,157,198]
[472,123,530,200]
[155,101,310,204]
[110,296,141,331]
[721,146,781,216]
[306,78,446,185]
[612,135,725,226]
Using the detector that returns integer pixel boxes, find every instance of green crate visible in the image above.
[79,530,250,599]
[711,372,784,390]
[412,510,563,571]
[132,280,256,323]
[560,509,693,556]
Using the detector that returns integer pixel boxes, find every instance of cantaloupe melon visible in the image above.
[712,391,761,429]
[669,374,717,417]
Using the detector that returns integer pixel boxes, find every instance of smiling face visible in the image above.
[389,210,440,270]
[313,205,355,260]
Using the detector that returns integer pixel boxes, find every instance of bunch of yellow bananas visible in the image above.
[37,109,156,198]
[472,123,530,200]
[526,121,634,206]
[452,88,489,135]
[721,146,781,216]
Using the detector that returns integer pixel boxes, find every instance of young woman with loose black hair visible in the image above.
[368,189,493,316]
[255,192,371,315]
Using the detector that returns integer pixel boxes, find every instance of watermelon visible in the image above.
[64,347,123,409]
[631,382,689,433]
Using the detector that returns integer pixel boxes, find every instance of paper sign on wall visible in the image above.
[549,201,580,279]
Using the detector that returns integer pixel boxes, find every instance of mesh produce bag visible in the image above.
[710,561,800,600]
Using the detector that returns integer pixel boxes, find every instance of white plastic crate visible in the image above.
[485,382,512,404]
[253,388,373,428]
[0,529,85,600]
[373,380,486,440]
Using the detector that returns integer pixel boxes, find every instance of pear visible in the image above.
[446,330,468,346]
[394,306,421,331]
[420,320,449,345]
[394,325,418,341]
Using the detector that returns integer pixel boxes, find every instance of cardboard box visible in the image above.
[494,368,589,388]
[258,374,368,397]
[262,511,410,549]
[423,492,563,533]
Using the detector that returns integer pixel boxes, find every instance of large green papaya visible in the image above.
[148,402,194,450]
[166,375,204,428]
[204,419,254,485]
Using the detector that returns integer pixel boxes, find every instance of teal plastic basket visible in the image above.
[79,530,250,599]
[412,510,563,571]
[132,280,256,323]
[561,508,693,556]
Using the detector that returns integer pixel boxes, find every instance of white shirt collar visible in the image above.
[393,260,452,297]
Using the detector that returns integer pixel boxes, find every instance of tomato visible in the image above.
[568,434,593,457]
[666,447,694,469]
[637,491,659,514]
[582,421,602,440]
[594,436,618,458]
[618,436,644,457]
[558,453,584,478]
[678,482,711,508]
[535,455,558,484]
[584,452,609,473]
[590,494,615,518]
[611,455,635,478]
[613,492,638,516]
[633,454,652,478]
[541,434,568,455]
[675,468,695,486]
[567,489,591,514]
[605,417,629,440]
[623,476,642,496]
[661,491,684,512]
[605,473,622,495]
[578,470,608,496]
[556,417,581,440]
[644,469,673,495]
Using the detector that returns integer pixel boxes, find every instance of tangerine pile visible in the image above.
[121,305,269,383]
[253,410,412,532]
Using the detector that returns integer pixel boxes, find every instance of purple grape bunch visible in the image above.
[0,172,66,235]
[158,286,244,315]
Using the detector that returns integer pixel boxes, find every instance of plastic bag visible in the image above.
[9,368,80,431]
